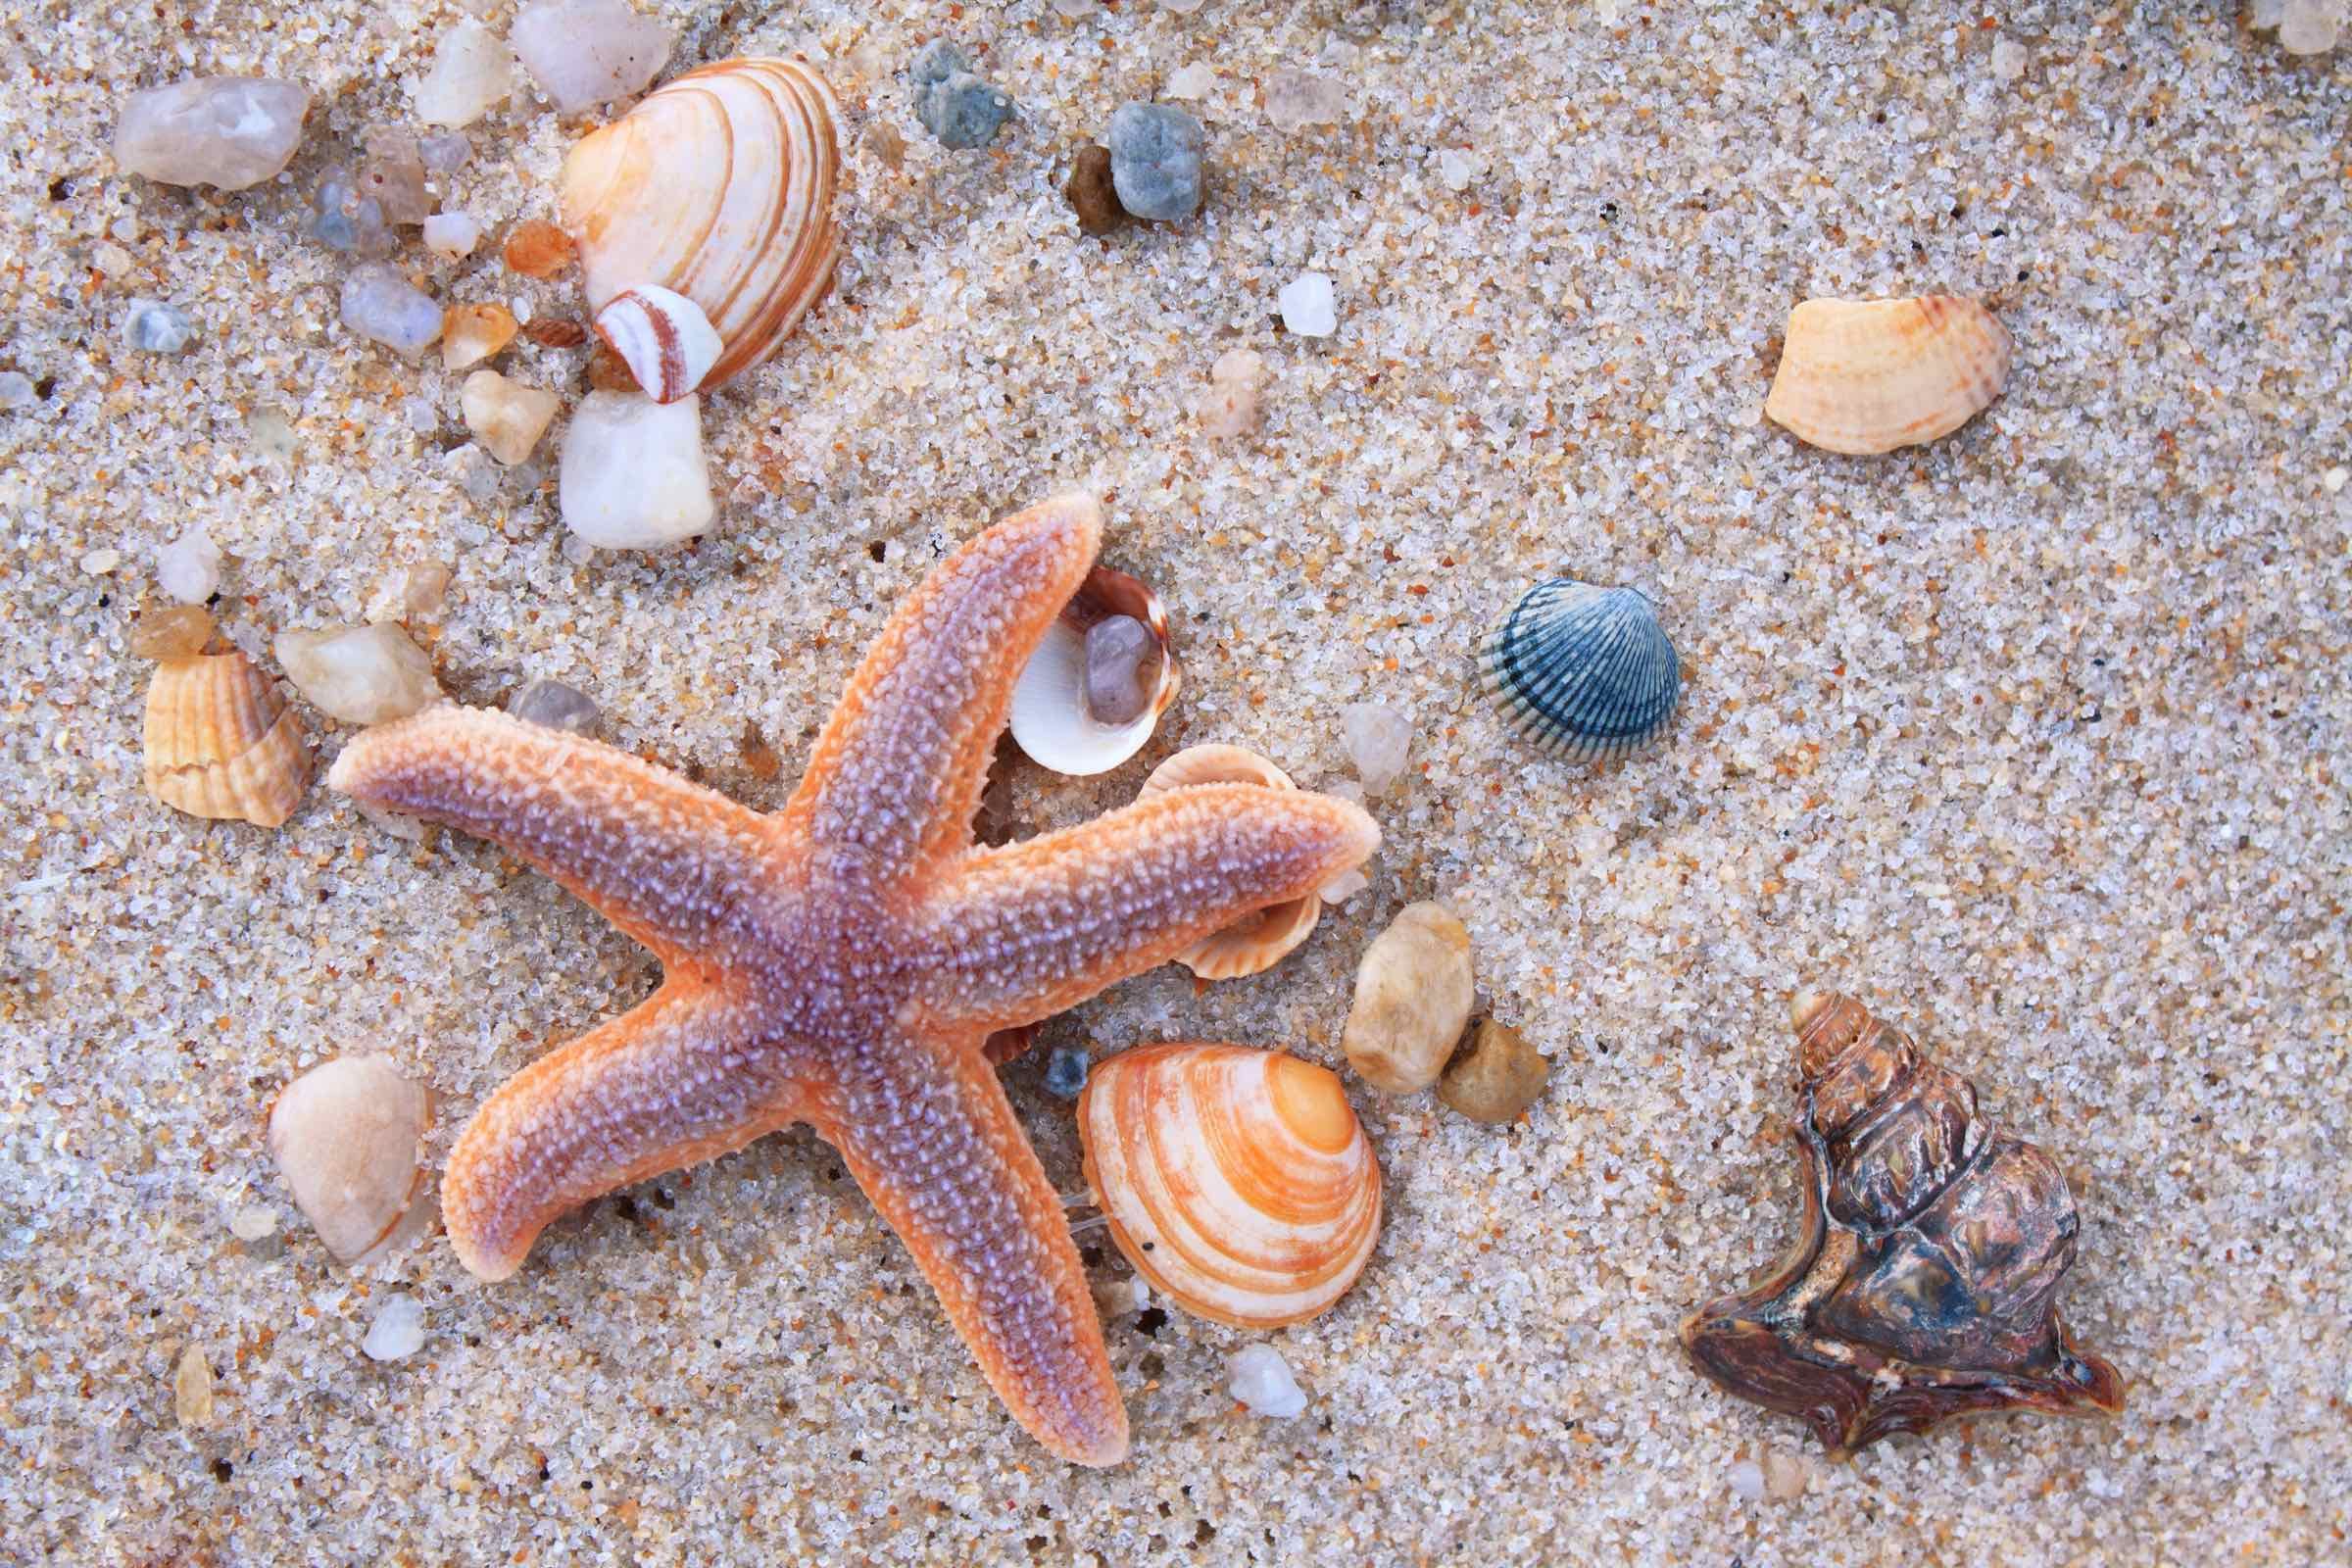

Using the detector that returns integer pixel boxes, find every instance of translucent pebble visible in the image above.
[361,130,430,225]
[228,1204,280,1241]
[1201,347,1265,438]
[309,168,396,257]
[1053,0,1099,16]
[1319,865,1369,905]
[414,19,515,128]
[1729,1458,1765,1501]
[2279,0,2343,52]
[1106,103,1205,221]
[339,264,442,356]
[1342,901,1475,1095]
[1279,271,1338,337]
[94,242,133,279]
[79,548,122,575]
[129,605,216,661]
[1226,1345,1307,1418]
[1044,1046,1090,1100]
[114,77,310,191]
[1438,149,1476,191]
[442,302,517,370]
[1263,69,1346,132]
[1341,701,1410,794]
[1082,614,1157,725]
[1160,0,1205,12]
[1762,1448,1811,1501]
[1167,63,1215,100]
[0,370,34,410]
[512,0,673,114]
[560,390,714,550]
[1990,35,2028,80]
[157,527,222,604]
[249,407,298,463]
[508,676,600,734]
[363,1294,426,1361]
[274,624,442,723]
[424,211,482,261]
[461,369,561,466]
[122,300,196,354]
[418,132,472,172]
[174,1346,215,1428]
[2326,466,2349,494]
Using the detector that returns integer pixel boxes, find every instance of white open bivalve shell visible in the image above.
[1137,746,1321,978]
[1008,564,1180,776]
[1763,296,2012,456]
[560,57,841,396]
[1078,1043,1382,1329]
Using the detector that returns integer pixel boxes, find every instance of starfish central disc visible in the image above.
[326,493,1380,1466]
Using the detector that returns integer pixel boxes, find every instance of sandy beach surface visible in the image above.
[4,2,2347,1563]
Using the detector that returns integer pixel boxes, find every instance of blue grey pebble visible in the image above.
[1105,103,1203,221]
[910,38,968,91]
[921,74,1014,149]
[1044,1047,1090,1101]
[122,301,195,354]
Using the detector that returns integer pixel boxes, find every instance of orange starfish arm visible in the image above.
[914,784,1380,1031]
[328,707,776,967]
[817,1025,1128,1467]
[785,492,1101,883]
[443,978,796,1280]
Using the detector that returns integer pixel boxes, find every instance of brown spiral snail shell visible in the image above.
[1681,989,2125,1457]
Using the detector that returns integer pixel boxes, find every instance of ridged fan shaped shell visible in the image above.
[1136,747,1320,978]
[1078,1044,1382,1329]
[1481,579,1680,760]
[1763,296,2012,455]
[143,652,310,827]
[561,57,842,394]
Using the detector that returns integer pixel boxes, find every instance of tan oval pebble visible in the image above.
[173,1345,214,1429]
[1341,901,1474,1094]
[1438,1017,1549,1124]
[266,1054,434,1266]
[129,604,216,662]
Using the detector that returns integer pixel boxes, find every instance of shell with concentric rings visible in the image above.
[1078,1043,1382,1329]
[1481,578,1680,760]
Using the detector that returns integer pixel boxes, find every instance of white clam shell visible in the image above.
[1078,1043,1382,1329]
[1008,565,1180,776]
[561,57,841,394]
[1764,296,2012,455]
[594,284,723,404]
[267,1055,434,1266]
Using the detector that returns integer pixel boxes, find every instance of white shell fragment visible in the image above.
[1481,579,1681,760]
[267,1055,434,1267]
[1008,535,1181,776]
[1763,296,2013,456]
[559,390,714,550]
[363,1294,427,1361]
[593,284,723,404]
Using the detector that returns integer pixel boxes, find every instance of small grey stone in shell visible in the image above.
[1481,579,1681,760]
[1106,103,1204,220]
[1082,614,1157,725]
[123,301,195,354]
[911,41,1012,148]
[508,677,601,735]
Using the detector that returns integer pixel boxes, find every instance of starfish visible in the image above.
[325,493,1378,1467]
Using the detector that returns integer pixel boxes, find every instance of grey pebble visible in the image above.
[122,300,195,354]
[911,40,1012,149]
[1106,103,1203,220]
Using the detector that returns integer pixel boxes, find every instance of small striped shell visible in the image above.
[560,57,841,395]
[593,284,723,404]
[143,652,310,827]
[1764,297,2012,456]
[1137,747,1320,979]
[1481,579,1680,760]
[1078,1043,1381,1329]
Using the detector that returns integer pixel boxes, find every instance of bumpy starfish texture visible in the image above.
[325,493,1378,1467]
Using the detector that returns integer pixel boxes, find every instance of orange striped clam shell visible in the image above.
[1078,1043,1382,1329]
[1137,746,1320,979]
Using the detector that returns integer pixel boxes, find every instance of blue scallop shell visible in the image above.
[1481,579,1681,760]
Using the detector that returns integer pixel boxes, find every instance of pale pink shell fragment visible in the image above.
[593,283,723,404]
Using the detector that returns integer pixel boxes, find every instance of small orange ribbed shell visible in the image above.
[143,652,310,827]
[560,57,841,395]
[1078,1043,1382,1329]
[1763,296,2011,455]
[1137,746,1319,979]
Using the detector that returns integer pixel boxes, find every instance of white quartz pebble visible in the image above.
[1341,701,1411,795]
[512,0,674,114]
[273,624,442,724]
[423,212,482,261]
[1226,1346,1307,1418]
[560,390,714,550]
[1279,271,1338,338]
[115,77,310,190]
[156,527,221,604]
[363,1295,426,1361]
[414,20,515,127]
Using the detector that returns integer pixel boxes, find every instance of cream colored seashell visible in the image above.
[1008,563,1181,776]
[267,1054,435,1267]
[1763,297,2012,455]
[593,284,723,405]
[560,57,841,395]
[143,652,310,828]
[1137,746,1320,979]
[1078,1043,1381,1329]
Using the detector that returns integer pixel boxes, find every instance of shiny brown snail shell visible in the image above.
[1681,989,2125,1457]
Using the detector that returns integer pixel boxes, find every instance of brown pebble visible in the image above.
[864,120,906,173]
[585,342,639,393]
[740,720,781,781]
[1066,145,1126,235]
[524,317,589,349]
[129,604,216,661]
[1437,1017,1550,1124]
[503,219,576,279]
